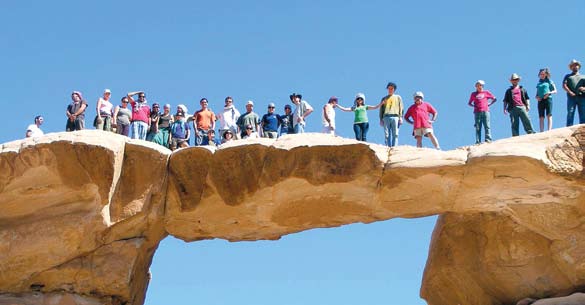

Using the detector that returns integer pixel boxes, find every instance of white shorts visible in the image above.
[414,128,433,137]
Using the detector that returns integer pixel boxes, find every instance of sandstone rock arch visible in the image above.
[0,127,584,305]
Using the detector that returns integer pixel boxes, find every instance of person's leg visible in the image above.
[518,106,535,134]
[353,124,361,140]
[577,97,585,124]
[382,116,391,146]
[510,108,520,137]
[474,112,482,144]
[104,117,112,132]
[484,111,492,142]
[427,132,440,149]
[75,118,85,131]
[362,122,369,141]
[390,117,399,147]
[567,96,577,127]
[122,124,130,137]
[415,135,422,148]
[130,122,137,139]
[538,100,545,132]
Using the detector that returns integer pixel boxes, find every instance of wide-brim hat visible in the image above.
[289,93,302,101]
[569,59,581,68]
[510,73,521,80]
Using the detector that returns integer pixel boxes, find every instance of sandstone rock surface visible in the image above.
[0,128,584,305]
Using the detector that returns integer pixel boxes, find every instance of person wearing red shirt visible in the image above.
[404,91,440,149]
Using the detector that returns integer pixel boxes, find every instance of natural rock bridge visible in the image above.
[1,127,584,305]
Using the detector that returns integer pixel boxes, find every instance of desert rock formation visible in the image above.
[0,127,583,305]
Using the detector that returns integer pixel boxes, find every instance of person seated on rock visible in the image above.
[242,124,259,139]
[169,111,190,150]
[206,129,220,147]
[221,129,235,144]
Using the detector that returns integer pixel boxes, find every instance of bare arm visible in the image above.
[127,91,143,97]
[366,100,384,110]
[112,105,120,125]
[73,103,87,116]
[336,105,353,112]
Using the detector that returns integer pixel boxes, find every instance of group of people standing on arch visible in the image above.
[53,59,585,150]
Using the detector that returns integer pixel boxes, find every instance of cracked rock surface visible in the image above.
[0,127,584,305]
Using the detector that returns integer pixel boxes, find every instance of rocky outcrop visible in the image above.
[0,127,584,305]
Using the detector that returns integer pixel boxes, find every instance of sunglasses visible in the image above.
[268,106,275,109]
[246,127,253,130]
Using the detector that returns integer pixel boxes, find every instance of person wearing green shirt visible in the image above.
[337,93,383,141]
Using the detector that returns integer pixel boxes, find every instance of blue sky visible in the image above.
[1,1,584,304]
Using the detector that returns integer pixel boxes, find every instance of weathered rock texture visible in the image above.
[0,127,584,305]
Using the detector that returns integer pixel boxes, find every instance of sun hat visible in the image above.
[104,89,111,94]
[355,93,365,101]
[246,100,254,106]
[476,80,485,85]
[510,73,521,80]
[413,91,424,99]
[289,93,302,101]
[268,102,275,107]
[569,59,581,68]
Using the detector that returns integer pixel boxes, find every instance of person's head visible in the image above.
[34,115,44,126]
[245,100,254,112]
[387,82,397,95]
[152,103,160,113]
[289,93,302,105]
[510,73,521,85]
[223,129,234,140]
[138,92,146,102]
[354,93,365,106]
[475,80,485,91]
[103,89,111,100]
[413,91,424,104]
[71,91,82,102]
[207,129,215,140]
[245,124,254,134]
[163,104,171,114]
[539,68,551,81]
[177,104,188,115]
[224,96,233,107]
[175,111,184,121]
[284,104,292,114]
[200,98,209,109]
[121,97,129,107]
[267,102,276,113]
[328,96,338,105]
[569,59,581,73]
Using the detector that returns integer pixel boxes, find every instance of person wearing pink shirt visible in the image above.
[127,91,151,140]
[468,80,497,144]
[404,91,440,149]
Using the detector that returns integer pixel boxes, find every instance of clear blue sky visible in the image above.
[1,1,583,304]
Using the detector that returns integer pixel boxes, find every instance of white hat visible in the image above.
[104,89,111,94]
[569,59,581,68]
[510,73,521,80]
[246,100,254,106]
[476,80,485,85]
[355,93,366,101]
[413,91,424,99]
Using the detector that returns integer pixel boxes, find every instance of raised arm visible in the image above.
[336,104,353,112]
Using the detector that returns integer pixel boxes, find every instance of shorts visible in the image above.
[170,138,187,150]
[538,98,553,117]
[413,127,433,137]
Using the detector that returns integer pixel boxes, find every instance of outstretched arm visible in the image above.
[336,105,353,112]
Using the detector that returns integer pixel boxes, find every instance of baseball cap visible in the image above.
[413,91,425,99]
[268,102,275,107]
[246,100,254,106]
[476,80,485,85]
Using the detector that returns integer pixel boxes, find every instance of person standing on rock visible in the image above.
[236,100,260,139]
[563,59,585,126]
[278,104,294,136]
[503,73,535,137]
[404,91,440,149]
[216,96,241,139]
[95,89,114,132]
[260,102,280,138]
[321,96,338,135]
[379,82,404,147]
[113,97,132,137]
[290,93,313,133]
[169,110,190,150]
[337,93,384,141]
[127,91,151,140]
[193,98,216,146]
[25,115,44,138]
[468,80,497,144]
[535,68,557,132]
[66,91,88,131]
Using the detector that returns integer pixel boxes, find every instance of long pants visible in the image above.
[566,95,585,126]
[130,121,148,140]
[510,106,534,136]
[383,115,399,147]
[474,111,491,143]
[353,122,369,141]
